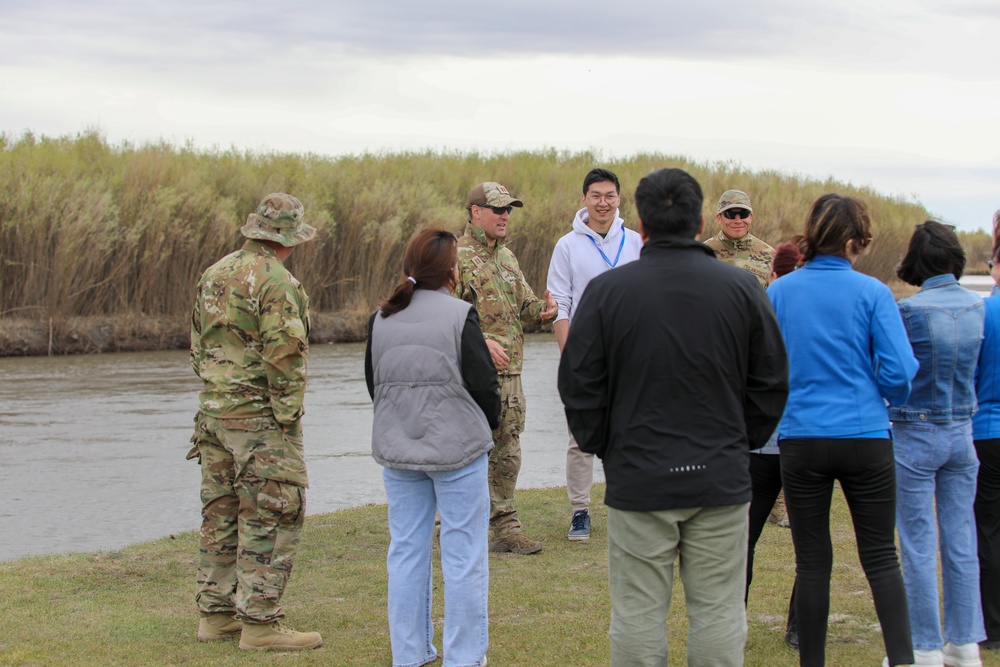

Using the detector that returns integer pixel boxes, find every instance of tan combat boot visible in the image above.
[197,612,242,642]
[238,620,323,651]
[489,532,542,555]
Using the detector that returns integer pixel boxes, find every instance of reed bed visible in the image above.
[0,130,992,351]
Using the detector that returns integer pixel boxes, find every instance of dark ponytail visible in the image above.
[801,194,872,262]
[379,228,459,317]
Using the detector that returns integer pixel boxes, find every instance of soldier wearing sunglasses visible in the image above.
[456,182,558,555]
[705,190,774,290]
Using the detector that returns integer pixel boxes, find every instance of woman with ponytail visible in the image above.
[766,195,919,667]
[365,228,499,667]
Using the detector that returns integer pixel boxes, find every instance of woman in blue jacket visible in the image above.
[767,194,918,667]
[974,244,1000,654]
[892,221,986,667]
[366,229,500,667]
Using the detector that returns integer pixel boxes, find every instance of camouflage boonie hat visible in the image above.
[240,193,317,247]
[466,182,524,210]
[717,189,753,215]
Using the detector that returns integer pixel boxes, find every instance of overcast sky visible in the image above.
[2,0,998,231]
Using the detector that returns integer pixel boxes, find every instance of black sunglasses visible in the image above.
[478,204,513,215]
[722,209,751,220]
[990,260,995,270]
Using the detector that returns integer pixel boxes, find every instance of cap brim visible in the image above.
[241,221,318,247]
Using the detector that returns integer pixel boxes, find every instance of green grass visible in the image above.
[2,484,993,666]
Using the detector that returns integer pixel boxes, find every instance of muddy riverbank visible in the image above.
[0,310,373,357]
[0,310,555,357]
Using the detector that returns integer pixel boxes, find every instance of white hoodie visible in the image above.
[546,208,643,323]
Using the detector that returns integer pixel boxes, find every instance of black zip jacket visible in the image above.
[557,235,788,511]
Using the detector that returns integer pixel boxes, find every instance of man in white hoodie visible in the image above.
[547,168,644,540]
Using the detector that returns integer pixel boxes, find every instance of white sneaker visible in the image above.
[943,642,982,667]
[913,648,944,666]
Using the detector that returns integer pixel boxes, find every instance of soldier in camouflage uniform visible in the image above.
[455,182,558,555]
[704,189,774,290]
[188,193,322,652]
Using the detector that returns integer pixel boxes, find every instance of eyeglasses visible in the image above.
[586,194,620,204]
[990,260,996,270]
[722,209,751,220]
[477,204,513,215]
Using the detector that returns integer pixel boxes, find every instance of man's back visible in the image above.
[191,240,310,423]
[560,235,787,511]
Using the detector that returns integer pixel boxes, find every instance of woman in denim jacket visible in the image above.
[892,220,986,667]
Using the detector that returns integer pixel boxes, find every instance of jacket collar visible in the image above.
[641,235,716,258]
[714,230,758,251]
[920,273,959,290]
[242,239,281,260]
[805,254,852,269]
[463,222,507,251]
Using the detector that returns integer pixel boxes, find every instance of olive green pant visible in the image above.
[489,375,526,539]
[608,504,749,667]
[191,414,306,624]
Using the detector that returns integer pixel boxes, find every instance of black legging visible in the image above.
[974,438,1000,642]
[780,438,913,667]
[746,453,797,634]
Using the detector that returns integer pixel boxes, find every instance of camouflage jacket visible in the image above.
[455,224,548,376]
[190,240,311,425]
[704,231,774,290]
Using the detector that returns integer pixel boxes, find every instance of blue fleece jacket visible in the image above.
[767,254,918,438]
[974,294,1000,440]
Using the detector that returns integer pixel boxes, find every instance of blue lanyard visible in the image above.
[587,225,626,268]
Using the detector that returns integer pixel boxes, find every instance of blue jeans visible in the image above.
[383,454,489,667]
[894,420,986,649]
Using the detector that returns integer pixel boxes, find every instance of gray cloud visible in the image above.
[1,0,994,93]
[0,0,906,66]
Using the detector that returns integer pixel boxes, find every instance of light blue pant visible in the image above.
[383,454,489,667]
[607,503,749,667]
[894,420,986,649]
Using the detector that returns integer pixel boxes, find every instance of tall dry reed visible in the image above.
[0,131,991,331]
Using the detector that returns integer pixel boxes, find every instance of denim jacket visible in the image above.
[888,274,984,423]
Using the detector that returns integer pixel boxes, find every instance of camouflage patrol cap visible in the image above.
[466,182,524,210]
[717,190,753,215]
[240,193,317,247]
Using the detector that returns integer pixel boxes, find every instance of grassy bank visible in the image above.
[2,485,991,667]
[1,131,994,356]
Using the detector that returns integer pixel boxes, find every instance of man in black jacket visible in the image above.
[557,167,788,667]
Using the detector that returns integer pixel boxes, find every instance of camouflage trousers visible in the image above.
[490,374,526,539]
[189,413,306,624]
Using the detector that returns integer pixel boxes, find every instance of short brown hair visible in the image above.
[771,241,804,278]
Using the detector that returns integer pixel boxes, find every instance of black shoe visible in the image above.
[980,639,1000,651]
[784,628,799,650]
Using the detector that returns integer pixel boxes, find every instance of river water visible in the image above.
[3,275,993,562]
[0,334,588,562]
